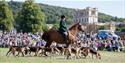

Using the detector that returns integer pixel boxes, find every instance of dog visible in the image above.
[63,45,81,59]
[25,46,44,56]
[6,46,29,56]
[80,47,101,59]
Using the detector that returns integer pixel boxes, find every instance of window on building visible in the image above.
[91,11,95,15]
[87,11,89,15]
[87,18,88,23]
[84,18,86,23]
[82,18,84,23]
[85,18,86,23]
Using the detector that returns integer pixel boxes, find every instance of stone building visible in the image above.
[73,7,98,24]
[73,7,98,33]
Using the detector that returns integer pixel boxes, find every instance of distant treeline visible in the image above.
[9,1,124,24]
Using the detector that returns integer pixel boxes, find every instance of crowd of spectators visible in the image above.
[0,31,43,47]
[76,33,125,52]
[0,31,125,52]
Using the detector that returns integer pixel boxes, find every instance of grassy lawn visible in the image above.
[0,48,125,63]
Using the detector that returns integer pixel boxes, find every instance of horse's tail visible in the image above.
[42,32,49,41]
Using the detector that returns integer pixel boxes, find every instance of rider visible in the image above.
[59,15,68,43]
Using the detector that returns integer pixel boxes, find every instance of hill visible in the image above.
[8,1,125,24]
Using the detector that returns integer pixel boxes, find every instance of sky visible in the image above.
[6,0,125,18]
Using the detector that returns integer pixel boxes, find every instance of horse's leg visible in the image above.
[66,49,70,59]
[45,41,52,47]
[66,48,72,59]
[65,42,70,48]
[44,42,52,56]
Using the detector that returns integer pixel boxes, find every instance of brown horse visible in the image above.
[42,22,85,48]
[42,22,85,58]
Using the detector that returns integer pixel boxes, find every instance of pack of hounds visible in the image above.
[6,42,101,59]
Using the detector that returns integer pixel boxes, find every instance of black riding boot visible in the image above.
[64,35,70,48]
[63,34,68,43]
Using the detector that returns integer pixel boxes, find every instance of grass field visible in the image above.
[0,48,125,63]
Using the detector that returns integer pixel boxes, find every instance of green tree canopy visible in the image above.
[8,1,124,26]
[16,0,46,33]
[52,21,59,30]
[0,0,14,32]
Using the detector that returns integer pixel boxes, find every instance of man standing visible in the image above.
[59,15,68,42]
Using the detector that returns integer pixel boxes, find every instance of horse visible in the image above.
[42,22,85,47]
[42,22,86,58]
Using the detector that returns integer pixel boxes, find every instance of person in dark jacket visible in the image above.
[59,15,68,42]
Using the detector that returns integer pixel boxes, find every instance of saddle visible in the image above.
[50,28,68,39]
[58,30,69,43]
[58,31,67,38]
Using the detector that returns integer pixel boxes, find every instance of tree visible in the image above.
[8,1,125,25]
[16,0,46,33]
[52,19,59,29]
[116,26,125,32]
[0,0,14,32]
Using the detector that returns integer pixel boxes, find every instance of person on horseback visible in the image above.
[59,15,68,43]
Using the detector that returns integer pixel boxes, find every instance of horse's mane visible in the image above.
[69,23,79,30]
